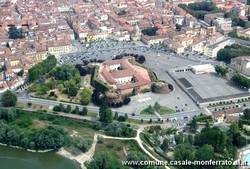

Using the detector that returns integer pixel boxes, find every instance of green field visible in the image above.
[140,106,175,115]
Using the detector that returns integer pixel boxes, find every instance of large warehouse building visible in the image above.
[191,64,215,74]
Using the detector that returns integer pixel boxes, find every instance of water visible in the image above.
[245,153,250,164]
[0,145,81,169]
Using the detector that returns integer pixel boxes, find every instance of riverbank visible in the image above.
[57,148,86,169]
[57,133,99,169]
[0,143,53,153]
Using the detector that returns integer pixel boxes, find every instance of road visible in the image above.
[17,96,205,120]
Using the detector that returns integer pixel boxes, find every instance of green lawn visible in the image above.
[140,106,175,115]
[88,112,98,118]
[157,107,175,115]
[140,108,155,115]
[193,114,212,122]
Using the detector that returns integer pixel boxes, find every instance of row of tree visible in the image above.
[217,44,250,63]
[228,30,250,41]
[53,103,88,115]
[0,121,66,150]
[178,2,221,20]
[214,65,229,77]
[225,12,250,28]
[231,73,250,89]
[113,53,146,64]
[28,55,57,82]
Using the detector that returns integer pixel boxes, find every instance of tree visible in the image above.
[79,107,88,116]
[161,138,170,151]
[175,134,184,145]
[174,144,195,161]
[34,126,65,150]
[117,10,127,15]
[137,55,146,64]
[117,115,126,122]
[97,136,104,143]
[1,90,17,107]
[187,134,194,145]
[124,113,128,120]
[175,24,182,30]
[147,105,155,114]
[195,144,214,161]
[194,127,227,153]
[68,84,77,96]
[91,89,102,105]
[230,122,239,135]
[142,27,159,36]
[17,70,24,77]
[233,133,247,148]
[6,42,10,48]
[215,65,229,76]
[65,105,71,113]
[243,109,250,119]
[189,119,198,133]
[86,151,124,169]
[80,88,92,105]
[57,84,64,92]
[28,55,57,82]
[46,80,56,89]
[114,112,118,120]
[74,106,80,114]
[99,102,113,123]
[154,102,161,111]
[8,27,24,39]
[123,97,131,105]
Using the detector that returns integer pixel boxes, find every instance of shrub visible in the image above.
[117,115,126,122]
[97,136,104,144]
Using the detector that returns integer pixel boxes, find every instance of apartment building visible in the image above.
[204,38,234,58]
[231,56,250,76]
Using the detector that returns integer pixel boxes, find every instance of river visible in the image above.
[0,145,81,169]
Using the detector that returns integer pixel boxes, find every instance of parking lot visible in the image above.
[174,71,250,103]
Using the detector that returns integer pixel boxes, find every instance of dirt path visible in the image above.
[80,123,171,169]
[59,123,172,169]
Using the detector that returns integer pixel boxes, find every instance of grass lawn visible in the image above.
[127,118,163,125]
[157,107,175,115]
[193,114,212,122]
[140,106,175,115]
[87,112,98,118]
[140,108,155,115]
[95,139,146,161]
[16,102,49,111]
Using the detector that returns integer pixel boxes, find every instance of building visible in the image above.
[191,64,215,74]
[163,39,184,54]
[237,28,250,39]
[231,56,250,76]
[99,58,151,95]
[213,108,244,123]
[141,35,168,45]
[212,17,232,33]
[47,40,73,58]
[204,38,234,58]
[204,13,224,25]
